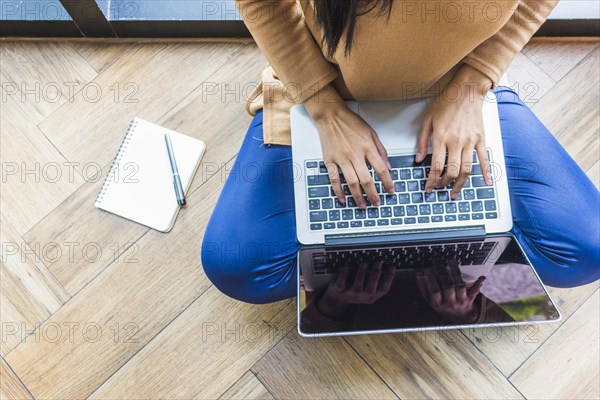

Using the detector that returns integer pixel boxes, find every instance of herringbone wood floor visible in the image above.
[0,38,598,400]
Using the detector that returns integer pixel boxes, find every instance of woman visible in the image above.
[201,0,599,304]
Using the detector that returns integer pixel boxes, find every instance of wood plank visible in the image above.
[89,288,294,399]
[24,43,264,294]
[0,41,98,120]
[0,86,45,125]
[157,43,266,180]
[220,371,274,400]
[346,331,523,399]
[503,51,556,106]
[71,42,134,73]
[523,40,599,82]
[22,164,150,295]
[466,280,599,376]
[532,47,600,172]
[5,159,230,399]
[0,357,33,400]
[38,42,245,176]
[252,331,397,400]
[511,290,600,399]
[547,282,600,317]
[0,218,70,356]
[0,87,86,235]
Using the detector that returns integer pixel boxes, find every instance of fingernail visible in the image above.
[386,160,392,170]
[415,152,422,161]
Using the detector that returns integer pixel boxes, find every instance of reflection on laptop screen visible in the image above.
[298,235,560,336]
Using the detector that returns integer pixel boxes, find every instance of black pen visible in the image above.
[164,133,186,206]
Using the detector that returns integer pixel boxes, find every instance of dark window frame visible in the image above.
[61,0,116,37]
[109,21,249,38]
[0,20,81,37]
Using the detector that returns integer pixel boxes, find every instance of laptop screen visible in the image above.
[298,235,560,336]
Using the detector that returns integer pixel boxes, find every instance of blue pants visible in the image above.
[201,87,600,304]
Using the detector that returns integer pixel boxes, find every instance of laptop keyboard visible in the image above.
[305,152,499,231]
[312,241,497,274]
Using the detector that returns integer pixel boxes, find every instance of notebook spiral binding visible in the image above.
[94,119,139,206]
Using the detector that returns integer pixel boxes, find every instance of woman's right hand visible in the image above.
[317,261,395,319]
[304,85,395,209]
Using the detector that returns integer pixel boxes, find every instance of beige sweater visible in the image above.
[236,0,558,146]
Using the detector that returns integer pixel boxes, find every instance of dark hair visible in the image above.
[313,0,393,58]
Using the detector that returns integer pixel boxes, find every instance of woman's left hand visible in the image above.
[415,260,486,324]
[416,64,494,199]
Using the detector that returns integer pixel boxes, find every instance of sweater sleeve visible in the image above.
[235,0,339,103]
[475,294,516,324]
[463,0,558,86]
[300,297,346,334]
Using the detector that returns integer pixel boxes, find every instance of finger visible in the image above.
[325,160,345,205]
[451,146,474,200]
[416,114,433,163]
[352,262,369,293]
[476,141,492,186]
[439,144,461,189]
[426,141,446,193]
[378,264,395,293]
[355,159,380,206]
[365,261,382,293]
[368,149,395,195]
[437,260,456,301]
[334,264,349,291]
[467,276,486,300]
[340,162,366,209]
[456,284,468,303]
[370,129,392,171]
[423,273,442,307]
[447,257,464,285]
[443,285,456,303]
[433,257,451,286]
[415,273,428,298]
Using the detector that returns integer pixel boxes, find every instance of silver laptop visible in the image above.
[290,93,560,337]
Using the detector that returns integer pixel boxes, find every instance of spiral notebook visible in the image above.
[95,118,206,232]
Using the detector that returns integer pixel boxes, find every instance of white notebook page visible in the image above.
[95,118,206,232]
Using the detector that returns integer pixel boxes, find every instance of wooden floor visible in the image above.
[0,38,598,400]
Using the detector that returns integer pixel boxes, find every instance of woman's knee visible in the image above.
[200,231,297,304]
[560,229,600,286]
[528,226,600,288]
[201,234,258,303]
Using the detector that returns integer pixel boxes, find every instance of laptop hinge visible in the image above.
[324,225,486,246]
